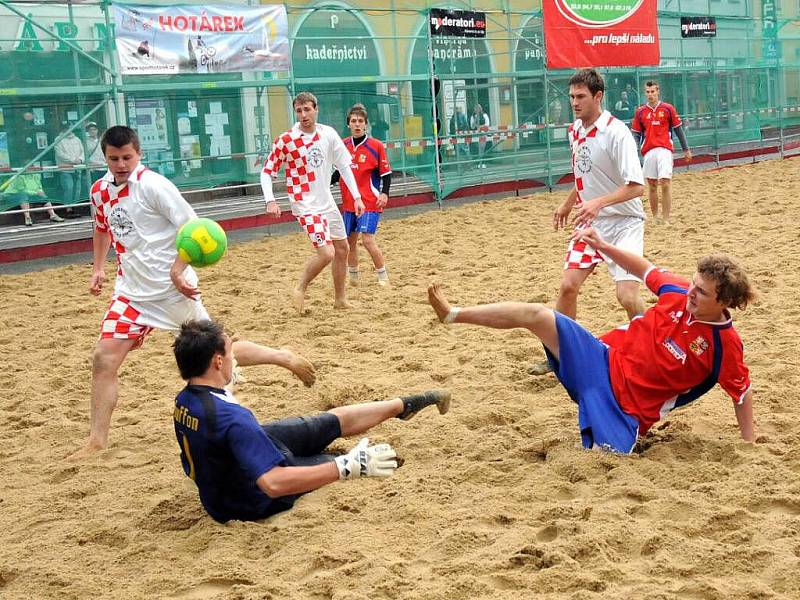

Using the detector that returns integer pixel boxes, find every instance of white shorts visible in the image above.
[564,217,644,282]
[100,293,210,344]
[294,206,346,248]
[642,147,674,180]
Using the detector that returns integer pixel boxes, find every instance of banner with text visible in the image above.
[429,8,486,38]
[113,4,289,75]
[681,16,716,38]
[542,0,659,68]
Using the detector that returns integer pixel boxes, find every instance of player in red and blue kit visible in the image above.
[172,319,451,522]
[427,228,755,454]
[332,104,393,287]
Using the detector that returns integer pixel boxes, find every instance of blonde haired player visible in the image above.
[261,92,364,314]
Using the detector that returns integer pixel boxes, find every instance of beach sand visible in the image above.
[1,158,799,599]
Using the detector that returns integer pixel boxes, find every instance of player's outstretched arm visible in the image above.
[230,340,316,387]
[257,463,339,498]
[734,389,755,442]
[572,227,651,281]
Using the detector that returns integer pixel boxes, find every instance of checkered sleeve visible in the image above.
[90,180,107,233]
[262,135,285,177]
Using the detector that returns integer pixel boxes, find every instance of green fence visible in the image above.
[1,0,800,216]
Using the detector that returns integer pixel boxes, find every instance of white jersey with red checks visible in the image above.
[569,110,645,219]
[91,163,198,302]
[261,123,355,216]
[600,267,751,435]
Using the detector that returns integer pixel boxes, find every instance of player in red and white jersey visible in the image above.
[69,126,316,461]
[427,227,755,454]
[261,92,364,315]
[530,68,646,376]
[630,81,692,224]
[332,104,392,287]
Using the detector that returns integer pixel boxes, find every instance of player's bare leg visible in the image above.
[362,233,388,286]
[659,178,672,223]
[554,266,593,320]
[67,337,137,460]
[347,233,360,287]
[427,283,560,356]
[615,280,645,320]
[295,245,335,314]
[527,266,592,375]
[331,238,352,309]
[647,178,660,222]
[231,340,316,387]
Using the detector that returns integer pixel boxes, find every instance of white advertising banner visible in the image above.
[113,3,290,75]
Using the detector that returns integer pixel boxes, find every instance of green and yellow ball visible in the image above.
[175,218,227,268]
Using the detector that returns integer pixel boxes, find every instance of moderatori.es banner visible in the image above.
[113,3,290,75]
[542,0,659,68]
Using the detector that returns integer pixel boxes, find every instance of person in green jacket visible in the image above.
[2,171,64,226]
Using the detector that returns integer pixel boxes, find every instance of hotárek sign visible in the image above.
[113,3,290,75]
[429,9,486,38]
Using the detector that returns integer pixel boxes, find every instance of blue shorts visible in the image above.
[343,211,381,235]
[544,312,639,454]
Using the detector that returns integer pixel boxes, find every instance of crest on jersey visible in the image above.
[108,205,135,240]
[575,144,592,174]
[689,336,708,356]
[307,146,324,168]
[359,154,367,163]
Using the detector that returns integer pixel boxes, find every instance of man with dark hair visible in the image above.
[331,103,393,287]
[173,318,451,523]
[261,92,364,314]
[529,67,646,376]
[68,126,316,460]
[631,81,692,224]
[428,227,755,454]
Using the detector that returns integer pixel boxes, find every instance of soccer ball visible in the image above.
[175,218,227,267]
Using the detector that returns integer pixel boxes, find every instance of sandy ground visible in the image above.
[1,158,800,600]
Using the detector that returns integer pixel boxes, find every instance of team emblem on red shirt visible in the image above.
[689,336,708,356]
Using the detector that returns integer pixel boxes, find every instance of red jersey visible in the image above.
[631,102,682,156]
[339,136,391,212]
[601,268,750,435]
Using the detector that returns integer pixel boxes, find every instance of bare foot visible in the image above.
[427,283,452,322]
[283,350,316,387]
[65,441,104,462]
[292,288,306,315]
[333,299,353,310]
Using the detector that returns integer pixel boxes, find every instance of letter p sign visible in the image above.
[330,14,339,29]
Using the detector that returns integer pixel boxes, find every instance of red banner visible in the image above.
[542,0,660,69]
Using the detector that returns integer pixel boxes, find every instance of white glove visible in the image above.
[334,437,398,480]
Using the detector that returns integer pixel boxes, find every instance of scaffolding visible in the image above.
[1,0,799,220]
